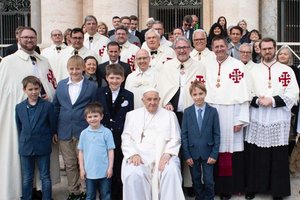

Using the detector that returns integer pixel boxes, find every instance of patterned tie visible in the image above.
[197,108,203,131]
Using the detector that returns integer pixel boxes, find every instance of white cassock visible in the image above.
[83,32,110,58]
[156,57,206,108]
[160,36,173,47]
[41,43,67,79]
[141,44,175,69]
[121,107,185,200]
[125,67,157,109]
[190,47,216,62]
[202,56,251,152]
[55,46,100,81]
[101,40,140,71]
[246,61,299,147]
[0,50,59,200]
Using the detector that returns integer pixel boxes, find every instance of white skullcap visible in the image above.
[143,87,158,95]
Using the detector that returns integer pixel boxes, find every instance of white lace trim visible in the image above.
[280,94,296,111]
[245,120,290,147]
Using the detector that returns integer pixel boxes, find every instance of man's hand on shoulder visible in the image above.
[128,154,143,166]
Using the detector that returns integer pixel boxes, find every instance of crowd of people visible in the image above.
[0,13,300,200]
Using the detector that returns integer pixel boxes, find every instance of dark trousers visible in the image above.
[20,154,51,200]
[190,158,215,200]
[86,178,111,200]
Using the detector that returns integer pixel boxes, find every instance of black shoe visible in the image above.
[245,193,255,199]
[186,187,195,197]
[78,192,86,200]
[66,193,81,200]
[220,194,231,200]
[32,189,42,200]
[273,197,283,200]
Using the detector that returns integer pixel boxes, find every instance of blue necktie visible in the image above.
[197,108,203,131]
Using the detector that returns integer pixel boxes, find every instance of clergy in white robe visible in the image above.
[245,38,299,199]
[125,49,157,109]
[202,36,251,197]
[156,37,206,111]
[141,29,175,69]
[121,88,185,200]
[41,29,67,79]
[102,26,140,71]
[0,27,58,200]
[190,29,216,62]
[83,15,110,58]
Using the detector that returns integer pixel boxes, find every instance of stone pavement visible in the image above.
[53,171,300,200]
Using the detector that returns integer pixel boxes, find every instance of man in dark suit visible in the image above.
[3,26,40,57]
[181,15,194,45]
[97,41,131,88]
[140,17,155,37]
[108,16,121,37]
[129,15,145,44]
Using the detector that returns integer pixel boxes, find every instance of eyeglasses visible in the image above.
[71,37,83,40]
[174,46,190,50]
[239,51,252,54]
[183,23,192,27]
[20,36,37,40]
[193,38,206,42]
[136,57,149,61]
[52,34,62,37]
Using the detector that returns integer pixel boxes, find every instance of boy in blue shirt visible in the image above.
[78,102,115,200]
[15,76,56,200]
[181,80,220,200]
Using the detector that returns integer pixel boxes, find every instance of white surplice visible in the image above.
[125,67,157,109]
[246,61,299,147]
[121,107,185,200]
[0,50,59,200]
[83,32,110,58]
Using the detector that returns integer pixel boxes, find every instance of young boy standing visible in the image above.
[78,102,115,200]
[181,80,221,200]
[96,63,134,200]
[53,55,98,200]
[15,76,56,200]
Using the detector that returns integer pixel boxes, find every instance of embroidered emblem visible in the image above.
[127,55,136,71]
[196,75,205,84]
[278,72,291,87]
[98,45,106,57]
[229,68,244,83]
[47,69,57,89]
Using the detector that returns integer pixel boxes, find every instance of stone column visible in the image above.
[92,0,138,30]
[260,0,277,40]
[139,0,149,30]
[31,0,41,43]
[40,0,83,47]
[203,0,213,33]
[212,0,259,31]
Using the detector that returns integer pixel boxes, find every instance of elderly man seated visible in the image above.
[121,88,185,200]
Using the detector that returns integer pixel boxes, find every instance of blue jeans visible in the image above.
[20,154,52,200]
[86,178,111,200]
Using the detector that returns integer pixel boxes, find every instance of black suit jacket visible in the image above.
[3,43,41,57]
[181,28,194,46]
[108,29,115,37]
[97,61,132,88]
[134,30,145,45]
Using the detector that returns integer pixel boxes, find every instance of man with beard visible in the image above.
[244,38,299,200]
[0,27,58,200]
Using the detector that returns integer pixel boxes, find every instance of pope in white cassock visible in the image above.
[0,27,58,200]
[121,88,185,200]
[201,36,251,198]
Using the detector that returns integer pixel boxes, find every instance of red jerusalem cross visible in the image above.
[229,68,244,83]
[47,69,57,89]
[98,45,106,57]
[196,75,205,84]
[278,72,291,87]
[127,55,136,71]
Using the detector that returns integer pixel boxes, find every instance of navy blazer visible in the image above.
[53,77,98,140]
[95,86,133,147]
[97,61,132,88]
[15,98,56,156]
[3,43,40,57]
[181,103,220,161]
